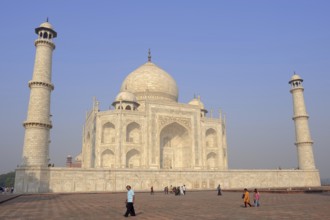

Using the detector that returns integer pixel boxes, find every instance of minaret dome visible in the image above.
[35,21,57,40]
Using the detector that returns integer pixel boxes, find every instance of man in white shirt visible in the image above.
[124,185,136,217]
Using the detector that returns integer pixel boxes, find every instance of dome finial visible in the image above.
[46,17,49,22]
[148,48,151,62]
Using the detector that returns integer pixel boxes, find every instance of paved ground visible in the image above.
[0,190,330,219]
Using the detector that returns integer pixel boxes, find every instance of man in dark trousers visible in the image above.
[217,184,222,196]
[124,185,136,217]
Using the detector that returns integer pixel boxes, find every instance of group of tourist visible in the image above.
[162,185,186,195]
[242,188,260,207]
[170,185,186,195]
[0,186,14,194]
[123,184,261,217]
[124,184,187,217]
[216,184,260,207]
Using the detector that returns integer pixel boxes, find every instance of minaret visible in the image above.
[22,21,57,167]
[289,73,316,170]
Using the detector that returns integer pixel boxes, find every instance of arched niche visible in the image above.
[101,149,115,168]
[160,122,191,169]
[102,122,115,144]
[206,128,217,148]
[126,149,141,168]
[126,122,141,143]
[206,152,217,169]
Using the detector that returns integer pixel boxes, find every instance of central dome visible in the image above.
[120,61,178,102]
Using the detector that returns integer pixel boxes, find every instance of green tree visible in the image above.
[0,171,15,187]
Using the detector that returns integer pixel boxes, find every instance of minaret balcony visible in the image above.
[34,39,56,49]
[28,81,54,90]
[23,121,53,129]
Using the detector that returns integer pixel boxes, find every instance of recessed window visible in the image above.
[43,32,48,39]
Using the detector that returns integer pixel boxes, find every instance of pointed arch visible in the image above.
[160,122,191,169]
[101,149,115,168]
[126,122,141,143]
[102,122,115,144]
[206,152,217,169]
[126,149,141,168]
[206,128,217,148]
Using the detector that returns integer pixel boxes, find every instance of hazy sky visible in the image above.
[1,1,329,179]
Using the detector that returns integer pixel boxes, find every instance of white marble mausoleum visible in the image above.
[14,21,320,193]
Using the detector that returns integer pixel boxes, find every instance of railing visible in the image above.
[321,179,330,186]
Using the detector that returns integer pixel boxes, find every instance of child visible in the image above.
[253,188,260,207]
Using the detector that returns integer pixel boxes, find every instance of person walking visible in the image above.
[180,186,184,195]
[150,186,154,195]
[217,184,222,196]
[183,185,186,195]
[243,188,252,207]
[253,188,260,207]
[124,185,136,217]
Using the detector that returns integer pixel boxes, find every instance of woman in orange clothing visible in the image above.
[243,188,252,207]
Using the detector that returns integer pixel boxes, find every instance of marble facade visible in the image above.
[15,168,320,193]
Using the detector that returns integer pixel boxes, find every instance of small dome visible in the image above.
[291,74,302,81]
[289,73,303,84]
[115,91,137,103]
[189,97,205,109]
[120,61,178,102]
[35,21,57,37]
[39,22,54,29]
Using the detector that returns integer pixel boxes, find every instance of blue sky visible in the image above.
[0,1,329,179]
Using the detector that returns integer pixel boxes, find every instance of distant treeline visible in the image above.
[0,171,15,187]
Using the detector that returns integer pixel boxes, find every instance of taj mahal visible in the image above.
[14,21,320,193]
[80,50,228,171]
